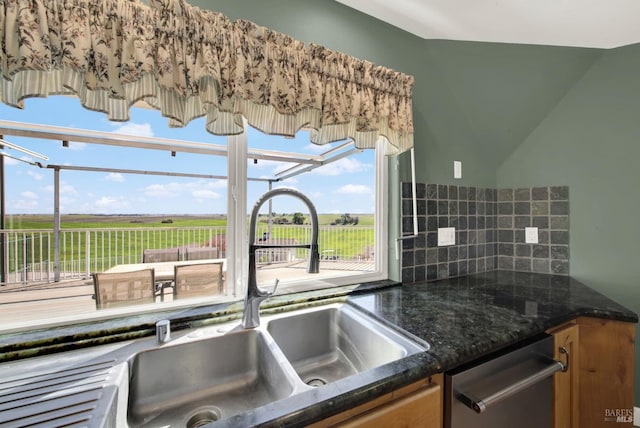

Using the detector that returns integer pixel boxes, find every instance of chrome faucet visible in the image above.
[242,188,320,328]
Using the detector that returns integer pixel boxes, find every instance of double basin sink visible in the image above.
[127,303,426,427]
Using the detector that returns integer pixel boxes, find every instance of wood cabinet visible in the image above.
[313,316,633,428]
[576,317,635,427]
[547,318,635,428]
[547,322,579,428]
[310,374,443,428]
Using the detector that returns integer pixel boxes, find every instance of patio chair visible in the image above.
[142,248,180,263]
[92,268,156,309]
[173,262,224,299]
[184,246,219,261]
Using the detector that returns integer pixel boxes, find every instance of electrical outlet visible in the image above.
[454,160,462,179]
[525,227,539,244]
[438,227,456,246]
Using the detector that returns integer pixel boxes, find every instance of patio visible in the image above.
[0,259,374,332]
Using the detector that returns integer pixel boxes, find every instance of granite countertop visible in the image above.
[221,270,637,427]
[0,271,636,427]
[349,270,638,371]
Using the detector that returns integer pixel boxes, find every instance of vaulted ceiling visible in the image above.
[335,0,640,49]
[334,0,630,180]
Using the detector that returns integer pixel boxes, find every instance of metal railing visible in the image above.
[0,225,374,285]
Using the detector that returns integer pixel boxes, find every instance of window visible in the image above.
[0,97,387,330]
[228,125,387,296]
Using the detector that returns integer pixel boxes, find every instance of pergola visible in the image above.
[0,119,362,284]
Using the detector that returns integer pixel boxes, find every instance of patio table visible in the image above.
[104,258,227,301]
[105,258,226,282]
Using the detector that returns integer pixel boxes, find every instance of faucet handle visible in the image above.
[268,278,280,296]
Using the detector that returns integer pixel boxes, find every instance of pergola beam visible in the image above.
[44,164,272,182]
[0,120,323,165]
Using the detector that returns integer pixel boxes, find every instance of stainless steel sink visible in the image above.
[266,304,425,386]
[126,303,426,427]
[127,329,296,427]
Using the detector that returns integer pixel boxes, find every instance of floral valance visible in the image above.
[0,0,414,154]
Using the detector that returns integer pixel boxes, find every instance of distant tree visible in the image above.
[292,212,305,225]
[273,216,290,224]
[333,213,359,226]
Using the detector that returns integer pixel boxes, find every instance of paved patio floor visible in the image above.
[0,260,374,331]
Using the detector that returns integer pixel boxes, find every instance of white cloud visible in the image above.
[336,184,372,195]
[44,182,78,196]
[143,180,227,199]
[94,196,117,207]
[14,199,38,210]
[3,154,36,165]
[22,191,38,200]
[59,196,77,208]
[94,196,131,210]
[62,184,78,196]
[1,154,18,165]
[27,170,44,181]
[247,158,291,175]
[64,141,87,151]
[206,180,228,189]
[144,183,176,198]
[309,158,371,176]
[111,122,154,138]
[192,189,221,199]
[105,172,125,182]
[305,142,335,153]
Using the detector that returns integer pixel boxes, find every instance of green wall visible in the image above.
[192,0,640,403]
[192,0,602,187]
[497,43,640,403]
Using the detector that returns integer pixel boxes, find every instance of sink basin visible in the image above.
[127,329,295,427]
[266,304,425,386]
[125,303,426,426]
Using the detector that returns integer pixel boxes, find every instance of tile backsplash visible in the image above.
[401,183,569,283]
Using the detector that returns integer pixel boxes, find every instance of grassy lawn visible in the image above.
[5,213,373,229]
[3,214,375,272]
[4,214,228,229]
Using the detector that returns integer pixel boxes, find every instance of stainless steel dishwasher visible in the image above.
[445,334,568,428]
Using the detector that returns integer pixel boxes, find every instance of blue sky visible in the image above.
[0,96,375,215]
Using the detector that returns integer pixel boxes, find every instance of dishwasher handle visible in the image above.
[459,357,566,414]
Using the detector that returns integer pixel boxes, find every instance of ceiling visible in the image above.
[335,0,640,49]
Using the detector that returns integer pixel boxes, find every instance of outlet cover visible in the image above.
[525,227,539,244]
[438,227,456,246]
[454,160,462,179]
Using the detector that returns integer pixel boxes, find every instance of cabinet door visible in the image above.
[337,381,441,428]
[310,375,443,428]
[577,317,635,428]
[548,323,579,428]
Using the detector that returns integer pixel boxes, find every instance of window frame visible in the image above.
[0,113,389,332]
[226,127,388,298]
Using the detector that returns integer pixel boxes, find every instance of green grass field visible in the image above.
[2,214,375,272]
[4,213,373,229]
